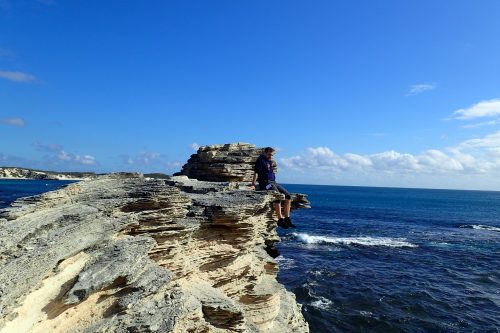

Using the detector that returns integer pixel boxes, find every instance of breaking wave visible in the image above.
[459,224,500,232]
[310,296,333,310]
[292,233,417,248]
[274,256,297,269]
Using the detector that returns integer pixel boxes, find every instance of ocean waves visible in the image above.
[292,232,417,248]
[459,224,500,232]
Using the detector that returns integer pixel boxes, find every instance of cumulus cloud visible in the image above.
[453,98,500,120]
[0,70,37,83]
[280,131,500,177]
[406,83,436,96]
[32,141,97,166]
[0,117,25,127]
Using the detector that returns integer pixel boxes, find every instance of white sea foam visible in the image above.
[274,256,297,269]
[310,296,332,309]
[359,311,374,317]
[293,233,417,248]
[460,224,500,232]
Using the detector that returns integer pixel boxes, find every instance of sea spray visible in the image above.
[292,232,418,248]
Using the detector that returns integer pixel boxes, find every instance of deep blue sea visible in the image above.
[0,179,76,209]
[279,184,500,333]
[1,180,499,332]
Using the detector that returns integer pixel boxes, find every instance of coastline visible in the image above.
[0,167,97,182]
[0,173,310,332]
[0,176,86,181]
[0,144,312,332]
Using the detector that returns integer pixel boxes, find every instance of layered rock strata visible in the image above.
[174,143,310,211]
[0,173,309,333]
[175,143,276,182]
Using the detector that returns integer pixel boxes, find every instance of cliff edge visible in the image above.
[0,144,310,333]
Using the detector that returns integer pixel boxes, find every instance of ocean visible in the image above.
[279,184,500,333]
[1,180,499,332]
[0,179,76,210]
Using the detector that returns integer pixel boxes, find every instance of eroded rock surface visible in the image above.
[0,173,309,333]
[175,143,275,182]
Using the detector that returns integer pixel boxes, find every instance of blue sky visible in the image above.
[1,0,500,190]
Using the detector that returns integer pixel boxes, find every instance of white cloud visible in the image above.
[75,155,96,165]
[406,83,436,96]
[57,150,72,161]
[32,142,97,166]
[189,143,200,151]
[0,117,25,127]
[453,98,500,120]
[456,131,500,150]
[370,150,421,172]
[0,70,37,83]
[280,131,500,178]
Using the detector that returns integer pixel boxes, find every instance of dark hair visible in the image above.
[264,147,275,153]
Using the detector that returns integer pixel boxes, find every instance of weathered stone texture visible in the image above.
[0,173,309,333]
[175,143,274,182]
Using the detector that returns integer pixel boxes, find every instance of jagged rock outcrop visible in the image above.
[174,143,310,210]
[0,167,96,180]
[0,173,309,333]
[175,143,276,182]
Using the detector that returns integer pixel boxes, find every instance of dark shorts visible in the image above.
[259,181,291,200]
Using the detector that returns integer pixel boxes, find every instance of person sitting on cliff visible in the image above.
[250,147,296,229]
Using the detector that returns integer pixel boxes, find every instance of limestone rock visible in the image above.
[173,141,311,209]
[174,143,275,182]
[0,173,309,333]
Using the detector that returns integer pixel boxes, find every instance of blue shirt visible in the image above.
[254,154,276,183]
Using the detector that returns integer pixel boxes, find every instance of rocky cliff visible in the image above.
[175,143,276,182]
[0,170,310,332]
[174,143,310,211]
[0,167,97,180]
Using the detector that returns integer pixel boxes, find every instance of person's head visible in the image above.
[264,147,275,160]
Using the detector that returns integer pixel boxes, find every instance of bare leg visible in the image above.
[284,199,291,218]
[274,202,284,219]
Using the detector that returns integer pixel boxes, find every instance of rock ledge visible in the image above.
[0,172,310,332]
